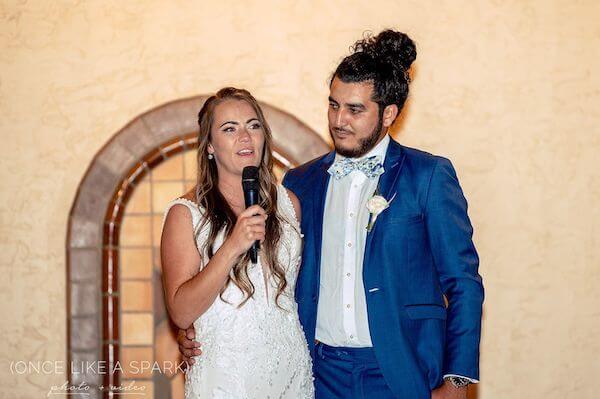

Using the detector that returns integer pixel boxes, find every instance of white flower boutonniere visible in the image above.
[366,192,396,232]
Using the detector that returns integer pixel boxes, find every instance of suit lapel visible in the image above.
[376,139,405,201]
[364,140,406,264]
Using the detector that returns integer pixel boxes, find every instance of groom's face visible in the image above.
[328,77,384,158]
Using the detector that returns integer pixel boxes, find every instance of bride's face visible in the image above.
[208,99,265,177]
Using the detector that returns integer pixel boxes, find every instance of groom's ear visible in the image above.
[382,104,399,128]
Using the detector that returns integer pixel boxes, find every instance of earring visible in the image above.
[208,153,214,160]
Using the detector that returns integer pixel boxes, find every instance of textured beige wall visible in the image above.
[1,1,598,398]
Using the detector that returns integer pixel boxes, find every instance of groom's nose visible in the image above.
[332,109,349,129]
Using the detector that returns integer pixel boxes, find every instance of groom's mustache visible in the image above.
[331,127,353,135]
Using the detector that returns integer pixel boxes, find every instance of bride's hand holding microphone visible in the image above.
[222,205,267,259]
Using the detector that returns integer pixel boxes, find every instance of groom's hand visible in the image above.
[431,381,467,399]
[177,326,202,368]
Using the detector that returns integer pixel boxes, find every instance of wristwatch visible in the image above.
[444,376,471,388]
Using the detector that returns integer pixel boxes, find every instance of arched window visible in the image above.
[67,95,329,398]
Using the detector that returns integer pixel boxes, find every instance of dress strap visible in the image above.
[161,197,202,235]
[277,185,301,232]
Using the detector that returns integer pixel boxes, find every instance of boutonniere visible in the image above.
[366,190,397,232]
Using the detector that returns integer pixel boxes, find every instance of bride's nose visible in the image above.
[238,128,251,143]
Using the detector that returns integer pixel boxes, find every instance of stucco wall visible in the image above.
[1,1,598,398]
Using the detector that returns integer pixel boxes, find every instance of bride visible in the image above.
[160,87,314,398]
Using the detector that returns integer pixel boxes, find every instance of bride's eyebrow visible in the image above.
[219,121,238,127]
[246,118,259,123]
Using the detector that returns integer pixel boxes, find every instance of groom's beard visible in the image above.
[330,114,384,159]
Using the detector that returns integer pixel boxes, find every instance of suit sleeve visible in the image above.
[282,171,292,190]
[424,156,484,381]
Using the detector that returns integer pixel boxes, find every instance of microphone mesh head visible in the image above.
[242,166,259,180]
[242,166,260,191]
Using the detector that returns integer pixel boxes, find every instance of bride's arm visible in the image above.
[161,204,266,329]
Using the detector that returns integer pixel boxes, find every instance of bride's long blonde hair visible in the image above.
[194,87,288,308]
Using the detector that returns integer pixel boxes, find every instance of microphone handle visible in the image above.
[244,188,260,264]
[250,243,259,264]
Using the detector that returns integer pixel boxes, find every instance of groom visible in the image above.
[179,29,483,399]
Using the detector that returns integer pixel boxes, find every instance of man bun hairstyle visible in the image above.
[333,29,417,112]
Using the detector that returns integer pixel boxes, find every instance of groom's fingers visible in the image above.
[180,337,201,349]
[177,328,191,343]
[178,328,201,349]
[183,354,193,364]
[179,344,189,356]
[179,344,202,357]
[186,327,195,339]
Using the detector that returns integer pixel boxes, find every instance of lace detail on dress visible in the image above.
[162,186,314,399]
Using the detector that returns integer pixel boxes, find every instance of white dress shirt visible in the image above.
[315,134,390,347]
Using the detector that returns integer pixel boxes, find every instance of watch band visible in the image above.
[444,376,471,388]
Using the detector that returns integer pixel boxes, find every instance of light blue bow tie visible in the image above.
[328,155,384,180]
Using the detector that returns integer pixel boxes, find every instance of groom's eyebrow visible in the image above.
[329,96,366,110]
[347,102,366,110]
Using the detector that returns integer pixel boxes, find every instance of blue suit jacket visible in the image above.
[283,139,484,399]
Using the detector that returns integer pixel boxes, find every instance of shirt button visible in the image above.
[346,304,351,309]
[349,212,354,218]
[350,335,354,339]
[353,184,358,188]
[347,242,352,247]
[346,272,351,277]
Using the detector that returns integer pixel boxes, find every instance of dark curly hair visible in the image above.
[332,29,417,114]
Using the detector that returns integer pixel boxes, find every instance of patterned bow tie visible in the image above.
[328,155,384,180]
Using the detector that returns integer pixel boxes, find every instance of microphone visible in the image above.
[242,166,260,264]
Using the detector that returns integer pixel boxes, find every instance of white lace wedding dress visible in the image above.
[162,185,314,399]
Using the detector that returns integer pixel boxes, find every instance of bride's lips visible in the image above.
[236,148,255,157]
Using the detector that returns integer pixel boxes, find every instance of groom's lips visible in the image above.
[332,128,353,138]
